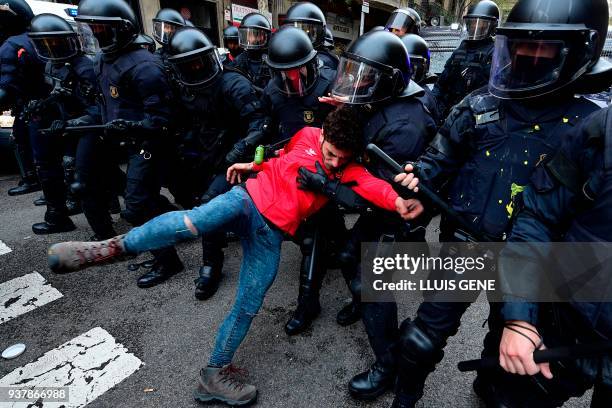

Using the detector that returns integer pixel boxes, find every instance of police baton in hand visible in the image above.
[39,124,107,136]
[365,143,491,242]
[458,340,612,372]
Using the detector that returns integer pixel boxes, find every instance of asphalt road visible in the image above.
[0,173,591,407]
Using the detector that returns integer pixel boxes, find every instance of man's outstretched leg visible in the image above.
[48,187,249,273]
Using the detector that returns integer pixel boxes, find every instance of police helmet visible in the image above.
[332,30,412,104]
[284,2,326,48]
[462,0,500,41]
[168,28,222,89]
[185,20,195,27]
[134,33,156,53]
[0,0,34,37]
[265,26,319,97]
[223,25,239,41]
[324,28,334,49]
[400,34,430,85]
[239,12,271,50]
[152,8,185,45]
[28,13,82,62]
[75,0,139,54]
[385,8,421,36]
[489,0,610,99]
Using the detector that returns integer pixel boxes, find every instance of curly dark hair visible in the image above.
[322,105,365,154]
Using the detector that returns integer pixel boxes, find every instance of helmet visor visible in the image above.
[331,57,387,104]
[462,17,495,41]
[490,35,567,96]
[31,35,80,61]
[238,27,269,49]
[171,50,222,88]
[409,55,427,83]
[287,21,324,46]
[80,22,119,50]
[385,12,417,35]
[270,60,318,97]
[153,21,181,44]
[76,22,101,55]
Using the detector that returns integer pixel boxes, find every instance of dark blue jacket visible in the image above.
[232,51,270,92]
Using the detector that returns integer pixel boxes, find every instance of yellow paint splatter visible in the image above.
[498,200,503,204]
[506,183,526,218]
[563,118,569,123]
[485,150,491,157]
[534,125,540,131]
[523,160,528,165]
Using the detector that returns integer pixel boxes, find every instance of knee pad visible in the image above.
[349,274,362,299]
[398,319,443,365]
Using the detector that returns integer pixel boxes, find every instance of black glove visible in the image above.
[105,119,140,133]
[48,119,66,136]
[225,142,250,165]
[297,161,335,194]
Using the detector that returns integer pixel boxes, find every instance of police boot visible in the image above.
[285,234,324,335]
[32,168,75,235]
[337,266,362,326]
[33,195,46,206]
[8,172,41,196]
[194,253,224,301]
[136,248,184,288]
[472,377,513,408]
[349,361,395,400]
[62,156,82,215]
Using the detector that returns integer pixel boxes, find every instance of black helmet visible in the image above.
[28,13,81,61]
[134,33,156,53]
[400,34,430,84]
[462,0,499,41]
[168,28,222,89]
[323,28,334,49]
[489,0,609,99]
[265,26,319,97]
[284,2,326,48]
[152,8,185,45]
[75,0,139,55]
[332,30,411,105]
[239,12,271,50]
[185,20,194,28]
[385,8,421,36]
[223,25,239,41]
[0,0,34,37]
[369,26,385,33]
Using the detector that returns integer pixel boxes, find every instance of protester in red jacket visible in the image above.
[46,106,423,406]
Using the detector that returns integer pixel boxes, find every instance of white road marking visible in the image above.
[0,240,11,255]
[0,327,143,407]
[0,272,63,325]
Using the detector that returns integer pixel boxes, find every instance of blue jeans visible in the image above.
[123,186,284,366]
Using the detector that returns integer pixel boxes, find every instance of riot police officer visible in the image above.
[303,30,437,399]
[385,7,421,36]
[26,13,100,234]
[165,28,267,299]
[232,12,272,92]
[152,8,185,66]
[134,34,156,53]
[222,25,242,62]
[284,2,339,71]
[391,0,610,406]
[323,28,334,52]
[260,26,340,335]
[0,0,46,196]
[497,105,612,407]
[431,0,499,119]
[75,0,182,286]
[400,34,441,125]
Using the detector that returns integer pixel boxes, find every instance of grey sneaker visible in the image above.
[48,235,126,273]
[194,365,257,406]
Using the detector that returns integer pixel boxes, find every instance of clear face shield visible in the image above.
[31,35,81,61]
[462,17,496,41]
[270,60,319,97]
[238,27,269,49]
[153,20,181,45]
[409,55,428,83]
[76,22,101,55]
[332,56,392,104]
[286,21,324,46]
[77,21,120,50]
[385,12,417,36]
[489,35,569,98]
[171,49,223,88]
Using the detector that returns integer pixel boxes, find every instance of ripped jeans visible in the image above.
[123,186,284,366]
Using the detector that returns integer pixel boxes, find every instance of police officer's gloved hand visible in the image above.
[105,119,140,133]
[48,119,66,136]
[297,161,355,198]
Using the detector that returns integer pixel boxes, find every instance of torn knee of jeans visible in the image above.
[183,215,199,236]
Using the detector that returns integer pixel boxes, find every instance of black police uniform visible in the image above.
[29,54,100,233]
[0,33,47,194]
[317,48,339,71]
[261,64,335,144]
[496,106,612,407]
[392,88,600,406]
[232,51,270,93]
[431,38,494,120]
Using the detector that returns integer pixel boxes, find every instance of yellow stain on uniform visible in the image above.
[506,183,526,218]
[534,124,540,131]
[486,150,491,157]
[498,199,503,204]
[563,118,569,123]
[523,160,528,165]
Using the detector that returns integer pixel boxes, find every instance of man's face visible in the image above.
[319,132,352,171]
[390,27,407,36]
[247,30,266,46]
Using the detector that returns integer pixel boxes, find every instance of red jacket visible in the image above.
[246,127,399,235]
